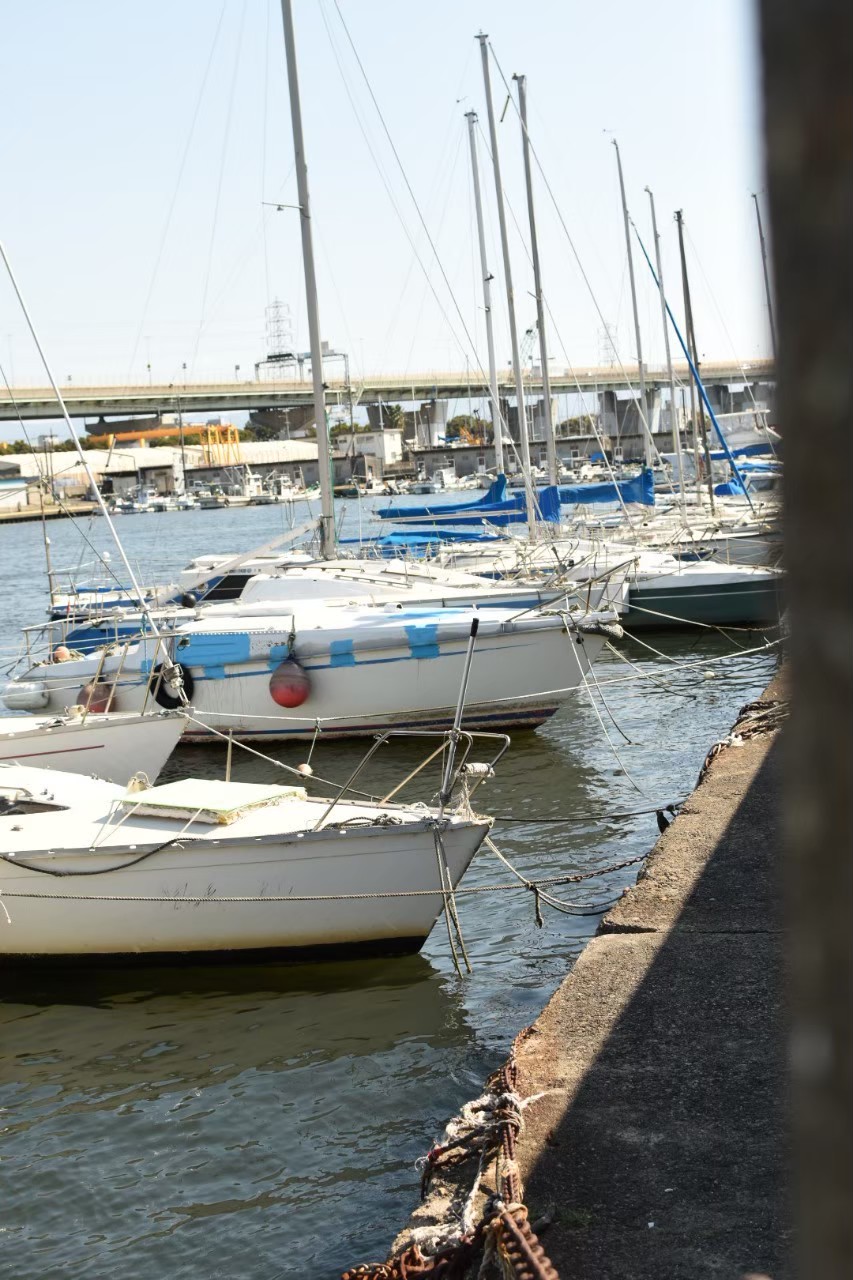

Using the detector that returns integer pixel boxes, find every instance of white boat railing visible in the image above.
[308,728,510,831]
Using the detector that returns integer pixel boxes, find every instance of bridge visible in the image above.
[0,359,774,423]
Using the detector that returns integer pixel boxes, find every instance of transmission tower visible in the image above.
[265,299,295,361]
[598,323,619,367]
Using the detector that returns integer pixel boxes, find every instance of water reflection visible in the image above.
[1,954,483,1278]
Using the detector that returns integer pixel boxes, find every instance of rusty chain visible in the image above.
[696,694,787,787]
[492,1206,561,1280]
[342,1026,560,1280]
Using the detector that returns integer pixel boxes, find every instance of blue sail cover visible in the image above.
[714,459,780,495]
[392,486,563,526]
[339,527,504,553]
[375,475,507,520]
[558,468,654,507]
[709,442,775,461]
[738,460,781,473]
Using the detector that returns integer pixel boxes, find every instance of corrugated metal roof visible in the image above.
[225,440,319,464]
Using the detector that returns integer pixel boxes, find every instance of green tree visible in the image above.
[383,403,404,431]
[242,423,282,442]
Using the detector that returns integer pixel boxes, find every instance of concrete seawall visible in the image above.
[378,672,789,1279]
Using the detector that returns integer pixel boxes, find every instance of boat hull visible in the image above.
[681,531,782,568]
[171,620,600,741]
[0,820,487,959]
[16,616,604,741]
[625,574,782,629]
[0,711,185,784]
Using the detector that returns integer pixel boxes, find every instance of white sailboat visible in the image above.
[0,708,186,786]
[0,8,527,971]
[31,554,625,661]
[427,536,782,630]
[5,598,617,739]
[0,761,492,960]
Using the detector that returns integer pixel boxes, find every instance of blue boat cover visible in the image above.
[714,458,780,494]
[338,527,504,552]
[375,475,507,520]
[396,486,563,526]
[375,485,562,527]
[558,468,654,507]
[737,460,781,474]
[709,442,775,461]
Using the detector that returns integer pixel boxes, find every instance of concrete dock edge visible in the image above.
[383,671,789,1279]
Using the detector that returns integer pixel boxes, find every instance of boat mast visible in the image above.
[0,241,177,670]
[752,192,777,361]
[675,210,715,512]
[465,110,505,476]
[174,393,188,497]
[514,74,557,486]
[477,33,536,536]
[279,0,335,558]
[612,139,652,467]
[646,186,685,506]
[36,481,57,609]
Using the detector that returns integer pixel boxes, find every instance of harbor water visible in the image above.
[0,501,778,1278]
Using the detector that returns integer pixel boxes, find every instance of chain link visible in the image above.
[342,1026,560,1279]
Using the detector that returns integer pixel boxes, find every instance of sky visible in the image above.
[0,0,770,435]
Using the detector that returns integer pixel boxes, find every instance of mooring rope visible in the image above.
[0,851,648,904]
[342,1023,560,1279]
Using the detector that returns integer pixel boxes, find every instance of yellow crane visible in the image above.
[202,424,242,468]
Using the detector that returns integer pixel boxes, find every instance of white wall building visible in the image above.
[333,429,403,477]
[0,459,30,511]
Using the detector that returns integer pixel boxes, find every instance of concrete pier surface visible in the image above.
[383,672,789,1279]
[511,672,789,1278]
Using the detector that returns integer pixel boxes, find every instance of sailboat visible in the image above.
[5,15,627,740]
[426,533,782,629]
[0,751,493,960]
[0,708,186,786]
[5,595,617,740]
[0,9,556,968]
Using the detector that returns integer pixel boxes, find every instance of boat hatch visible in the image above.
[121,778,307,825]
[198,572,254,602]
[0,788,69,816]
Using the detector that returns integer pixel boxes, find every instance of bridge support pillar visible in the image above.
[599,389,619,437]
[648,387,662,437]
[415,399,448,447]
[248,405,316,438]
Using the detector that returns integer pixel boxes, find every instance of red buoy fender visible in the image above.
[269,659,311,708]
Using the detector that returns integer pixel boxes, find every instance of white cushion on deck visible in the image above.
[121,778,307,824]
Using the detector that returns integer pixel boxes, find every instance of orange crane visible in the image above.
[84,423,242,462]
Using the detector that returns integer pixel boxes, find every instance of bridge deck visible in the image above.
[0,360,774,421]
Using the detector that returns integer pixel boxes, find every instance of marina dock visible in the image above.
[0,501,97,524]
[380,672,788,1279]
[6,0,846,1270]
